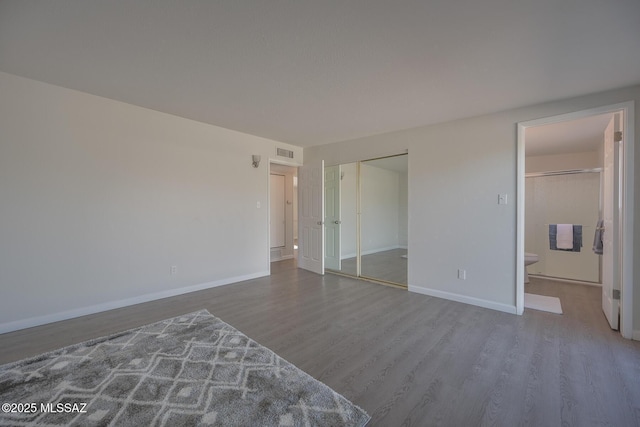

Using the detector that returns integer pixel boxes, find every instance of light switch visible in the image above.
[498,194,508,205]
[257,201,261,208]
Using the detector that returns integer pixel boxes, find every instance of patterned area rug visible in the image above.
[0,310,370,426]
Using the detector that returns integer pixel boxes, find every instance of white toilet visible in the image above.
[524,252,539,283]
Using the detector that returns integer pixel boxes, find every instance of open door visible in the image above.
[298,160,324,274]
[324,165,341,270]
[602,114,621,329]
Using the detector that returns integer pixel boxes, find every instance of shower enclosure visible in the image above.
[524,169,601,283]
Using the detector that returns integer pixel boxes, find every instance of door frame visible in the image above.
[268,160,301,273]
[516,101,634,339]
[269,172,286,249]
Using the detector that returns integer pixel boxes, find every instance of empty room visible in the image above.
[1,1,640,426]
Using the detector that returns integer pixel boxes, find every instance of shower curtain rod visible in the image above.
[525,168,602,178]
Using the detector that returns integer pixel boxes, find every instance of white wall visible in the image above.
[306,84,639,329]
[0,71,302,332]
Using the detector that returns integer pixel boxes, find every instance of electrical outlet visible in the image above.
[170,265,177,275]
[458,269,466,280]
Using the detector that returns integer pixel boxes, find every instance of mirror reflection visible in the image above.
[324,154,407,286]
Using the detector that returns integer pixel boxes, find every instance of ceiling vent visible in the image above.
[276,147,294,159]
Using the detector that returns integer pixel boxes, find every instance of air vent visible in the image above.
[276,148,294,159]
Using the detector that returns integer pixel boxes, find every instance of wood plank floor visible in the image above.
[1,261,639,426]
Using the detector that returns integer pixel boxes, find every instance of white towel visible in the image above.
[557,224,574,250]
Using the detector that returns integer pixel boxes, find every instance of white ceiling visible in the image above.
[1,1,639,148]
[525,113,614,157]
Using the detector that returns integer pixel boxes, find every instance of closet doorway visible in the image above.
[324,154,408,287]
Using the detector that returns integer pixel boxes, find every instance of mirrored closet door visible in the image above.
[324,154,408,287]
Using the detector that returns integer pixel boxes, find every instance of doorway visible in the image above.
[269,163,298,263]
[516,102,634,339]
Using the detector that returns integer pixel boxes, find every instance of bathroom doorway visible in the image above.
[516,102,634,338]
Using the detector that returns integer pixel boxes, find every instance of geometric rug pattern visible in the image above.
[0,310,370,426]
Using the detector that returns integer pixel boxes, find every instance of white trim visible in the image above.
[361,245,402,255]
[341,245,406,260]
[620,103,635,340]
[271,254,294,262]
[408,285,517,314]
[267,158,303,276]
[528,274,602,287]
[0,271,270,334]
[516,122,526,315]
[633,330,640,341]
[516,101,634,338]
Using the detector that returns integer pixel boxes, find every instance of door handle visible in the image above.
[317,221,324,225]
[334,220,341,224]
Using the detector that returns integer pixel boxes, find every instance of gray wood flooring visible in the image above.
[1,261,639,426]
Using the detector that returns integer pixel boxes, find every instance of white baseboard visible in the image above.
[633,330,640,341]
[528,274,601,287]
[270,254,294,262]
[0,270,270,334]
[408,285,517,315]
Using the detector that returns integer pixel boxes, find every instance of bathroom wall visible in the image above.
[525,172,601,282]
[525,149,603,282]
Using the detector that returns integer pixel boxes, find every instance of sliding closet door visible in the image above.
[360,155,408,285]
[323,155,408,287]
[324,163,357,277]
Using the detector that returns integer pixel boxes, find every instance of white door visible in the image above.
[298,160,324,274]
[324,165,341,270]
[602,115,620,329]
[270,174,286,248]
